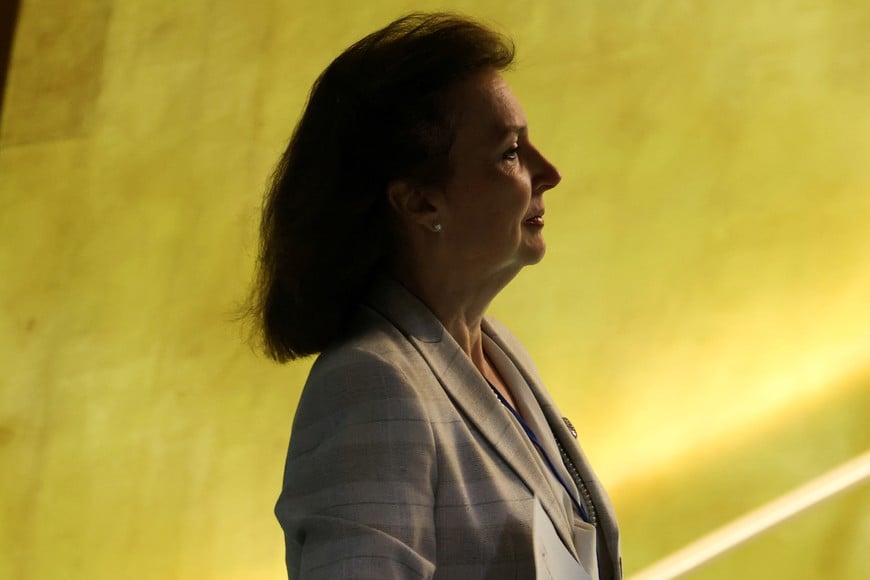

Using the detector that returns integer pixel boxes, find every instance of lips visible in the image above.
[523,210,545,227]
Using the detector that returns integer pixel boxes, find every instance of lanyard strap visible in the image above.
[486,380,591,523]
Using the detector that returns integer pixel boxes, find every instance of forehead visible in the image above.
[449,70,527,145]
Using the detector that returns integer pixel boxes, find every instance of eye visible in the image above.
[502,144,519,160]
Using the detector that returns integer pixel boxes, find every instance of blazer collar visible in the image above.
[365,277,581,560]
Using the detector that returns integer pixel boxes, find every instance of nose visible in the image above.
[532,146,561,194]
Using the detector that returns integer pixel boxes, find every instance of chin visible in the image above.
[521,241,546,266]
[527,252,546,266]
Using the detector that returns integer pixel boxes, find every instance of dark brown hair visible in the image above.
[249,12,515,361]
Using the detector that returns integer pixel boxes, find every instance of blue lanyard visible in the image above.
[486,380,591,523]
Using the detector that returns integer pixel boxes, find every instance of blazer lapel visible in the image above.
[365,278,580,560]
[482,317,621,578]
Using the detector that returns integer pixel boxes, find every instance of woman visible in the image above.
[251,12,622,580]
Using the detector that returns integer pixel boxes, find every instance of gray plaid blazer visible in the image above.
[276,278,621,579]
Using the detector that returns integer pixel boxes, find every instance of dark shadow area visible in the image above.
[0,0,21,125]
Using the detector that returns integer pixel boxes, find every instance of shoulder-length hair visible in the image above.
[249,12,515,361]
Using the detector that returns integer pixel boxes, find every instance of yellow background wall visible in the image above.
[1,1,868,578]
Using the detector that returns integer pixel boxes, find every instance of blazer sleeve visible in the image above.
[275,348,437,580]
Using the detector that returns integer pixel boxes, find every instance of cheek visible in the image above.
[458,198,521,233]
[445,171,529,232]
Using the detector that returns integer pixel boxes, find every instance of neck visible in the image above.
[392,257,515,369]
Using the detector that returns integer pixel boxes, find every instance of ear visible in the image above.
[386,179,443,229]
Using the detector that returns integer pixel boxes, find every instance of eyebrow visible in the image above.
[495,124,528,140]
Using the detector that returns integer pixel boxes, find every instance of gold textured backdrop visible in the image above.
[1,1,868,578]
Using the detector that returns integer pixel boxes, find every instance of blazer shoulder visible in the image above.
[291,307,430,435]
[309,305,419,385]
[290,346,434,458]
[303,343,416,411]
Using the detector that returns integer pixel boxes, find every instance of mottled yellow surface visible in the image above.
[1,1,868,579]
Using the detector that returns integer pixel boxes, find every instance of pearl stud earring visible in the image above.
[433,223,442,232]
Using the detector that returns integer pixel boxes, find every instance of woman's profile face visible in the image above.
[437,69,562,278]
